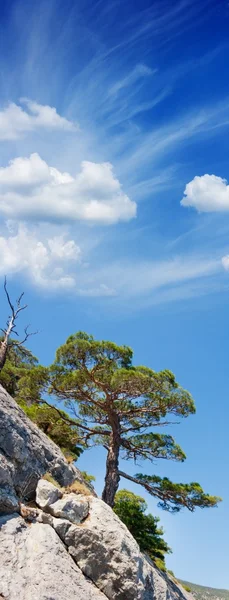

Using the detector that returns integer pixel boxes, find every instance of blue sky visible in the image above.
[0,0,229,588]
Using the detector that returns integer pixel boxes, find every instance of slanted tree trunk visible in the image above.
[102,413,121,507]
[0,339,8,371]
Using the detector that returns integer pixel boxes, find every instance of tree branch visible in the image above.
[37,398,110,438]
[0,278,37,371]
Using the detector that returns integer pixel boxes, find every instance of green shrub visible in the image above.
[114,489,171,567]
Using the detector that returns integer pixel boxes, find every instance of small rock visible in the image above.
[37,511,54,526]
[49,493,89,524]
[52,516,72,541]
[0,488,19,515]
[36,479,62,509]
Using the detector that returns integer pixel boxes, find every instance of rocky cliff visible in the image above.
[0,384,194,600]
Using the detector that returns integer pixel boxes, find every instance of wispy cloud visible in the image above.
[108,64,154,96]
[84,255,221,298]
[0,0,228,310]
[118,101,229,179]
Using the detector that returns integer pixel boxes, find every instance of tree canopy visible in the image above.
[114,489,171,568]
[0,337,38,397]
[0,340,83,461]
[47,331,221,509]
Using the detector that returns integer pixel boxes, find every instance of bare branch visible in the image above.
[15,325,38,347]
[4,276,14,314]
[0,277,37,371]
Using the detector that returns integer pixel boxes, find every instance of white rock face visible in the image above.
[0,385,194,600]
[0,514,107,600]
[0,384,91,512]
[36,478,63,509]
[35,489,193,600]
[48,493,89,523]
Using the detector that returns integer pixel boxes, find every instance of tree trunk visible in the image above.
[0,340,8,371]
[102,414,121,507]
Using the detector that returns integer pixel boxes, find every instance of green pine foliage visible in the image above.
[0,337,38,397]
[0,331,221,512]
[48,331,221,509]
[0,338,83,461]
[114,489,171,566]
[19,401,83,461]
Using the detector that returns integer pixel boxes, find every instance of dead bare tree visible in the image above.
[0,277,37,371]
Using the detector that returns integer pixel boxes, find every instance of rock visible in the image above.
[52,516,72,540]
[49,493,89,523]
[61,497,193,600]
[0,384,194,600]
[0,384,93,513]
[37,510,54,526]
[36,478,62,509]
[64,497,142,599]
[0,452,19,513]
[0,487,19,514]
[0,513,107,600]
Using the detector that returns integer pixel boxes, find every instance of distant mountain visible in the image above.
[180,581,229,600]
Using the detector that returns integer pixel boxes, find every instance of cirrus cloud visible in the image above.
[181,174,229,212]
[0,153,136,224]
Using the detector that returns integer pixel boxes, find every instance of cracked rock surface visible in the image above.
[0,514,106,600]
[36,481,193,600]
[0,384,91,512]
[0,384,194,600]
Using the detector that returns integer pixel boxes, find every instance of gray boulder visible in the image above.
[0,384,92,513]
[48,493,89,523]
[36,478,63,509]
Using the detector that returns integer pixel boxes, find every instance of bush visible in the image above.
[114,489,171,567]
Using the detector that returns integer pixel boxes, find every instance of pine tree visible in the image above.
[48,331,221,509]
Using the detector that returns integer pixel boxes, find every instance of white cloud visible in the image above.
[0,224,81,289]
[0,153,51,188]
[0,220,222,300]
[0,153,136,224]
[108,64,154,96]
[181,174,229,212]
[84,256,220,298]
[0,98,76,140]
[222,255,229,271]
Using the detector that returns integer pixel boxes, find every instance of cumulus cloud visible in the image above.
[0,98,76,140]
[181,174,229,212]
[0,153,136,224]
[0,224,81,288]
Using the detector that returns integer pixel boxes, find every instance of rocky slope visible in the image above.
[0,383,195,600]
[0,383,90,513]
[180,582,229,600]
